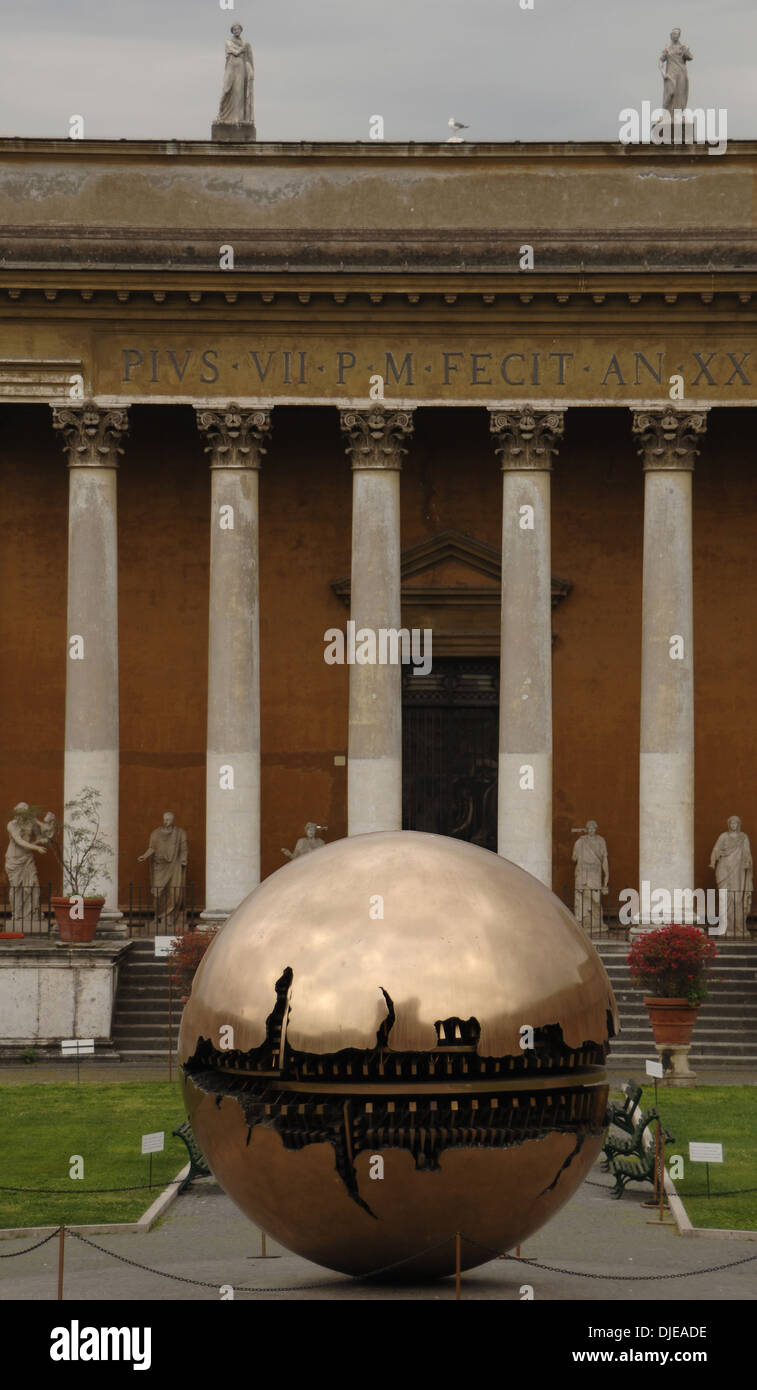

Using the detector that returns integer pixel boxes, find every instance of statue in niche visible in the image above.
[4,802,49,931]
[138,812,188,929]
[282,823,328,861]
[659,27,693,113]
[214,23,255,132]
[710,816,753,937]
[571,820,609,933]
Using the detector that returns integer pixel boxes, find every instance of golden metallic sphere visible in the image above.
[179,831,618,1278]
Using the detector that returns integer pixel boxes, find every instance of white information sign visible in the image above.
[141,1131,165,1155]
[154,936,175,957]
[689,1142,724,1164]
[61,1038,95,1056]
[645,1058,664,1079]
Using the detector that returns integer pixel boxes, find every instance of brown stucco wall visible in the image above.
[118,405,208,904]
[0,405,66,901]
[260,407,351,882]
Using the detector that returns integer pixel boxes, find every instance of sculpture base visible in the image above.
[212,122,257,143]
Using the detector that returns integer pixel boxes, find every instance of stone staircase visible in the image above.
[596,938,757,1068]
[111,939,177,1062]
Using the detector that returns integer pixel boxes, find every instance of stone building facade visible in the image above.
[1,137,756,923]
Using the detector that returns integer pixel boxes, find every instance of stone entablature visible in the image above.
[1,139,756,274]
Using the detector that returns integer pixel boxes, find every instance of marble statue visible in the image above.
[659,28,693,113]
[571,820,609,933]
[710,816,753,936]
[35,811,58,846]
[213,23,256,140]
[138,811,188,929]
[4,802,48,931]
[282,822,328,861]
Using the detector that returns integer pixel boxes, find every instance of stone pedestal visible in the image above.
[0,939,132,1059]
[340,408,413,836]
[52,404,129,934]
[212,122,257,142]
[489,409,564,888]
[196,406,271,924]
[633,410,708,917]
[657,1043,697,1085]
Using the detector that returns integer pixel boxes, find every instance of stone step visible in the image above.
[115,1045,172,1056]
[119,963,173,976]
[113,1005,174,1019]
[603,966,757,977]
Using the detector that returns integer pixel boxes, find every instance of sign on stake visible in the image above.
[689,1141,724,1198]
[61,1037,95,1084]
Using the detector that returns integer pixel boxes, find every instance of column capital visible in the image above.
[340,407,413,471]
[632,408,708,472]
[52,402,129,468]
[195,404,272,469]
[489,407,565,471]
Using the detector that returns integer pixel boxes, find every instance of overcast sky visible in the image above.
[0,0,755,142]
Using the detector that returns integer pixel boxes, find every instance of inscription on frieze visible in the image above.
[95,337,757,401]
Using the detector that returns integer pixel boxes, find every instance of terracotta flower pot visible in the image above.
[52,896,105,944]
[643,996,701,1047]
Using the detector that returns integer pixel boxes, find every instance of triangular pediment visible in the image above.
[332,529,572,609]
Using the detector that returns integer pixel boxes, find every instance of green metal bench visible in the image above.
[605,1080,643,1137]
[172,1120,212,1193]
[607,1112,674,1199]
[601,1105,660,1168]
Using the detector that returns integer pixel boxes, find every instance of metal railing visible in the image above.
[125,884,198,937]
[0,883,199,938]
[0,882,53,935]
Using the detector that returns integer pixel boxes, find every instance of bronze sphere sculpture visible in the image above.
[179,831,618,1278]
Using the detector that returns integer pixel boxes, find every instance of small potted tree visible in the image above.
[628,924,717,1078]
[49,787,113,944]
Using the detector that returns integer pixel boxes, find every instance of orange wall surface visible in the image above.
[1,403,755,909]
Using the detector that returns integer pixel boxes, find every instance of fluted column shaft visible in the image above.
[196,406,271,921]
[52,404,128,921]
[633,409,707,921]
[340,408,413,835]
[490,409,564,887]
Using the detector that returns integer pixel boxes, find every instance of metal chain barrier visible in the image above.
[2,1222,754,1288]
[0,1228,62,1257]
[461,1233,757,1280]
[68,1229,456,1291]
[0,1180,184,1194]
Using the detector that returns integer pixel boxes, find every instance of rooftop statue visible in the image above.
[659,27,693,113]
[212,23,256,140]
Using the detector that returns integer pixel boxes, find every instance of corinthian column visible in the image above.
[340,407,413,835]
[196,405,272,922]
[633,409,707,923]
[489,408,564,887]
[52,403,129,928]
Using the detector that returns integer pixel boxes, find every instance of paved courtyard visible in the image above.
[2,1161,756,1302]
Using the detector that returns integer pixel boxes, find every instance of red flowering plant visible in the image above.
[627,924,717,1007]
[168,928,219,1004]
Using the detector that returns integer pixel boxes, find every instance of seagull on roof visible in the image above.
[447,117,469,143]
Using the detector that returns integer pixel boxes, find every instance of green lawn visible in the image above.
[0,1083,189,1229]
[612,1084,757,1231]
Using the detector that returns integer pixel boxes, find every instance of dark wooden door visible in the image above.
[402,658,499,850]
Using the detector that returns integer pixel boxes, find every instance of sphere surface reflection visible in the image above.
[179,831,617,1277]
